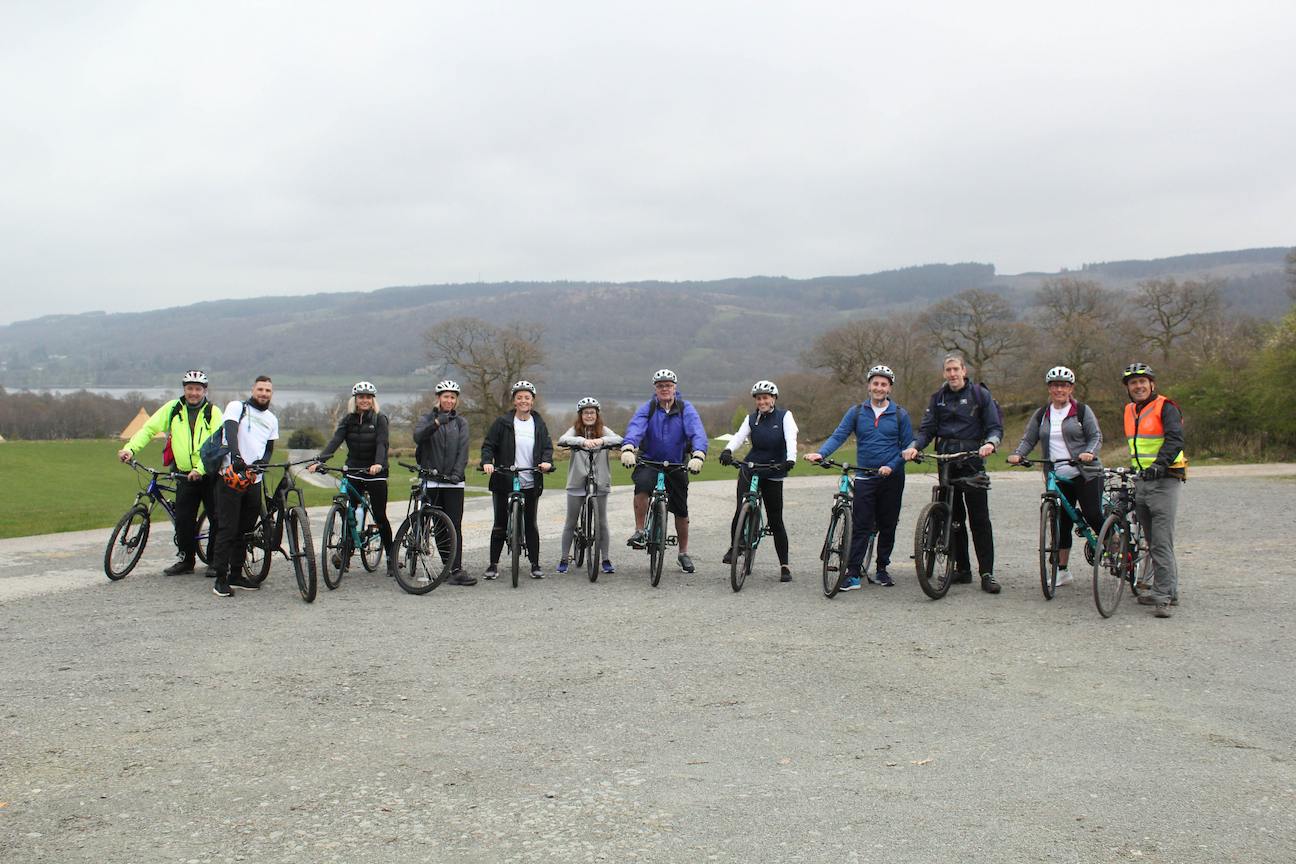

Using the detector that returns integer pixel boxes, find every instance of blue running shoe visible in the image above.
[556,558,570,574]
[601,560,616,574]
[840,575,862,591]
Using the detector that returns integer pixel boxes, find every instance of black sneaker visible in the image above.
[779,566,792,583]
[722,549,733,565]
[213,576,232,597]
[163,557,196,576]
[204,566,218,578]
[871,568,895,587]
[980,573,1001,594]
[483,564,499,580]
[953,570,974,584]
[626,530,646,549]
[678,553,695,573]
[228,574,260,591]
[530,565,545,579]
[449,569,477,586]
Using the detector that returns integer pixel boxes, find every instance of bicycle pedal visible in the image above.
[667,537,678,546]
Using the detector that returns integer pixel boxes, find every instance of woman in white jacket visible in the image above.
[556,397,623,575]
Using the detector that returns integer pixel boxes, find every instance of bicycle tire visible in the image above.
[914,501,954,600]
[648,498,667,588]
[729,502,753,593]
[573,502,587,570]
[1039,497,1059,600]
[585,497,600,583]
[359,521,384,573]
[320,503,346,590]
[510,499,523,588]
[861,531,875,578]
[243,516,272,584]
[1129,522,1153,596]
[194,507,210,565]
[393,508,455,595]
[821,506,848,598]
[104,505,151,580]
[1093,514,1128,618]
[287,506,317,603]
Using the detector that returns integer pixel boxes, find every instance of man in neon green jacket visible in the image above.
[117,370,223,575]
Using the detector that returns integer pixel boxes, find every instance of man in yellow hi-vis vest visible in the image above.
[1122,362,1187,618]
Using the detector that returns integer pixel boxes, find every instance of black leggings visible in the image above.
[729,475,789,565]
[490,487,542,566]
[349,474,393,553]
[1056,474,1104,550]
[423,487,464,571]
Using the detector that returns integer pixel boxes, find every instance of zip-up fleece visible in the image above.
[124,397,223,474]
[414,408,470,484]
[480,411,554,493]
[622,391,709,462]
[819,401,912,473]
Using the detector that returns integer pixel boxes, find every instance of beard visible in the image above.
[251,394,272,410]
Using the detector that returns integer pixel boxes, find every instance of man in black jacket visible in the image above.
[413,380,473,584]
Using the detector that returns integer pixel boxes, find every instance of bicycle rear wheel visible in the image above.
[320,503,347,590]
[359,520,384,573]
[729,502,756,593]
[821,506,849,598]
[510,500,523,588]
[585,497,600,583]
[861,531,875,578]
[286,506,317,603]
[1039,497,1059,600]
[648,499,667,588]
[243,517,272,584]
[104,505,151,580]
[1130,521,1152,596]
[1093,514,1128,618]
[914,501,953,600]
[194,507,211,565]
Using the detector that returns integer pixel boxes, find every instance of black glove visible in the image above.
[231,455,247,472]
[718,450,733,466]
[783,460,796,473]
[1141,464,1166,481]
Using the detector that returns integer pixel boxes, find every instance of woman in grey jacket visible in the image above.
[556,398,623,575]
[412,380,473,585]
[1007,366,1103,584]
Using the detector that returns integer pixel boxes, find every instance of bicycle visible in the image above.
[725,459,784,592]
[625,457,685,588]
[559,443,619,582]
[240,460,318,603]
[910,450,983,600]
[391,461,459,595]
[478,464,550,588]
[1092,466,1153,618]
[313,463,386,590]
[814,459,879,598]
[104,460,213,580]
[1012,458,1105,600]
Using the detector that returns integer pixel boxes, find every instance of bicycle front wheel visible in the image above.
[243,517,272,584]
[1130,521,1153,596]
[359,521,384,573]
[1039,497,1060,600]
[284,507,317,602]
[821,506,849,598]
[861,531,875,578]
[585,497,600,583]
[320,503,346,590]
[730,502,756,593]
[1093,514,1129,618]
[914,502,953,600]
[648,499,667,588]
[194,507,211,565]
[104,505,151,580]
[510,500,523,588]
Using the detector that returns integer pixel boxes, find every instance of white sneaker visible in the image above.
[1055,569,1074,586]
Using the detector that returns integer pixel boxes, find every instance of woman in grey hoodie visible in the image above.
[556,398,623,575]
[1007,366,1103,585]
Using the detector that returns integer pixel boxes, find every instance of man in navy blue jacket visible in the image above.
[806,365,912,590]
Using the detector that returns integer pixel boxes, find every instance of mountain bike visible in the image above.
[1012,458,1104,600]
[910,450,983,600]
[391,462,459,595]
[313,463,386,590]
[725,460,783,592]
[242,460,318,603]
[559,443,619,582]
[479,464,550,588]
[1092,466,1152,618]
[815,459,878,598]
[627,457,685,588]
[104,460,212,579]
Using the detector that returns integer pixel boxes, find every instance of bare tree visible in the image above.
[801,312,932,408]
[1033,277,1125,396]
[917,288,1028,386]
[424,317,546,425]
[1132,278,1223,363]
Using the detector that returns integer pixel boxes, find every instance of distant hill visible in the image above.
[0,249,1288,400]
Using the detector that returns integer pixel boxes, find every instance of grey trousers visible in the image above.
[1134,476,1181,602]
[560,492,611,561]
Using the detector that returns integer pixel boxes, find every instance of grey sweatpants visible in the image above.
[560,493,611,562]
[1134,476,1181,602]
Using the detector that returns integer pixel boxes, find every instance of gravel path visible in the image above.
[2,468,1294,863]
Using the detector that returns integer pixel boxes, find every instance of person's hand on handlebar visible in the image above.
[902,447,919,461]
[687,451,705,474]
[539,462,552,473]
[804,453,823,463]
[620,446,637,469]
[187,469,201,481]
[878,465,892,477]
[1007,454,1022,465]
[117,448,132,463]
[1078,452,1095,463]
[368,464,382,475]
[718,450,733,466]
[978,443,995,458]
[482,463,495,475]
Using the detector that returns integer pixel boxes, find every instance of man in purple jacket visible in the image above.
[620,369,709,573]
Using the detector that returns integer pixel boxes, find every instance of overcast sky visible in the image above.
[1,1,1292,324]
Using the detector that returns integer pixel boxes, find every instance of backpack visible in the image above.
[974,382,1004,430]
[162,399,213,466]
[198,401,247,475]
[1028,401,1091,436]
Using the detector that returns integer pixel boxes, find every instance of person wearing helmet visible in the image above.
[620,369,709,574]
[480,380,554,580]
[718,381,799,582]
[1007,367,1104,585]
[902,354,1004,593]
[412,379,473,584]
[1121,362,1187,618]
[210,376,279,597]
[309,381,395,575]
[806,364,912,589]
[117,369,223,576]
[556,397,624,575]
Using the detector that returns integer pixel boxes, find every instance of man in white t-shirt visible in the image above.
[211,375,280,597]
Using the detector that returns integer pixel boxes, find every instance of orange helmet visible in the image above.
[220,464,254,492]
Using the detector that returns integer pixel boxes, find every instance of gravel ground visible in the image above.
[2,467,1294,863]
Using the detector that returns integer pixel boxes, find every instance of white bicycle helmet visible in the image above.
[181,369,209,386]
[867,365,895,383]
[351,381,377,396]
[577,396,601,410]
[435,380,461,394]
[511,380,537,396]
[652,369,678,384]
[1045,366,1076,384]
[750,380,779,397]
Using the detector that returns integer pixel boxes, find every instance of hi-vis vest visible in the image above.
[1124,395,1187,470]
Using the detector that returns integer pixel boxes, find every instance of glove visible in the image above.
[718,450,733,466]
[231,455,247,472]
[687,452,705,475]
[1141,464,1166,481]
[783,460,796,473]
[620,448,637,469]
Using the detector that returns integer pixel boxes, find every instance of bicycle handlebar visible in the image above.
[911,450,978,463]
[633,457,687,472]
[818,458,880,475]
[1012,458,1083,469]
[398,461,454,481]
[313,463,389,482]
[126,460,189,481]
[727,460,786,471]
[476,464,554,475]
